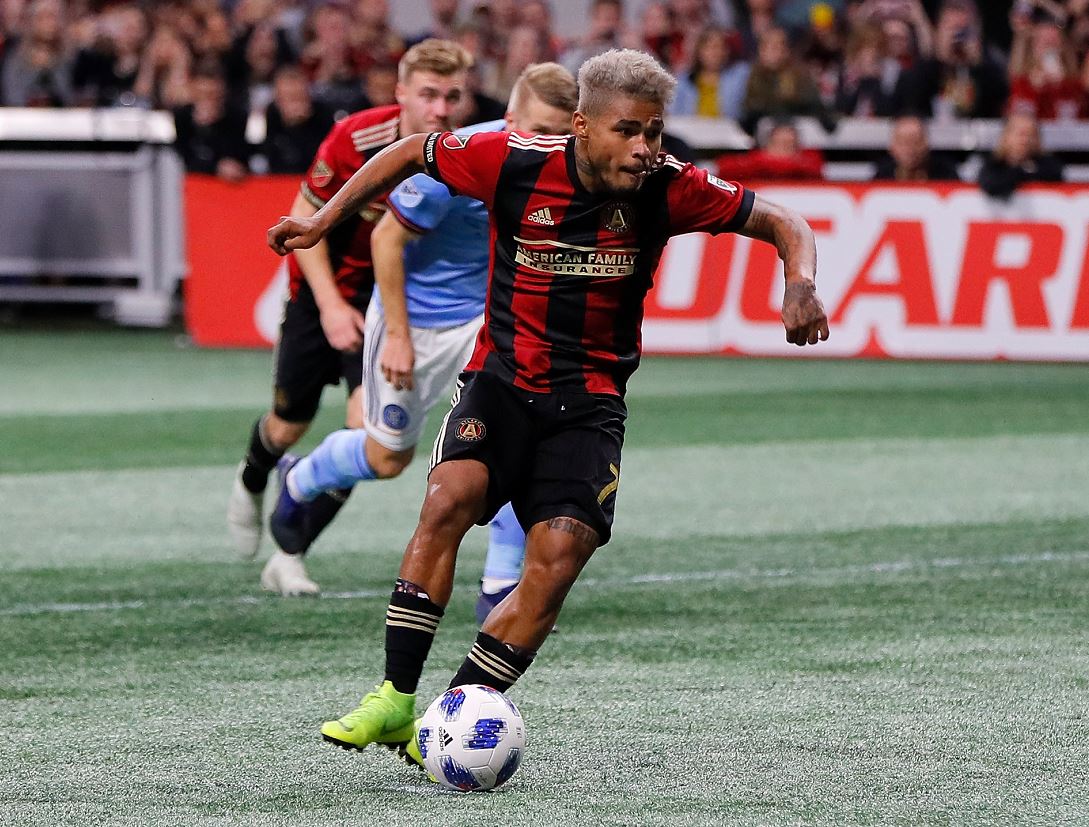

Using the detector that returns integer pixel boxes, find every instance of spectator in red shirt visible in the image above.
[715,118,824,180]
[1007,11,1086,120]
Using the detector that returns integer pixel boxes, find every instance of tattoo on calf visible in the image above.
[545,517,599,546]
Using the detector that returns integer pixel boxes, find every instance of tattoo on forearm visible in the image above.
[546,517,599,546]
[332,168,401,223]
[745,206,775,240]
[745,200,816,281]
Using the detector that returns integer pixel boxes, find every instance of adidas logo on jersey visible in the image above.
[527,207,555,226]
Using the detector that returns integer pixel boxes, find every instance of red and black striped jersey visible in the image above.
[423,130,755,396]
[288,104,401,301]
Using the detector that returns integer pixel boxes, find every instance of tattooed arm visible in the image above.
[739,194,830,347]
[267,134,428,255]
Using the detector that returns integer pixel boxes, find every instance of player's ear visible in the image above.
[394,82,407,107]
[573,111,588,140]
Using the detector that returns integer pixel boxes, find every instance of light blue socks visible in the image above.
[287,429,377,502]
[482,502,526,592]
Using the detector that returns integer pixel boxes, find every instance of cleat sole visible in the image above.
[321,734,410,754]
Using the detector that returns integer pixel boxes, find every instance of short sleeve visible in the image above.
[300,120,358,207]
[386,173,457,234]
[666,161,755,237]
[422,130,509,207]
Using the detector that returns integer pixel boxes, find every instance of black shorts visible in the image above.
[429,371,626,545]
[272,282,371,423]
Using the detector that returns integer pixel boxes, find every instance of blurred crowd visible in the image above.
[0,0,1079,189]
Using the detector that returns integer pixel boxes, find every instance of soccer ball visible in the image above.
[417,684,527,792]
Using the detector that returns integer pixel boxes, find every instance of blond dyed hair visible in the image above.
[510,62,578,115]
[577,49,676,116]
[398,38,474,83]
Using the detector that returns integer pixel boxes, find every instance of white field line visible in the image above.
[2,550,1087,618]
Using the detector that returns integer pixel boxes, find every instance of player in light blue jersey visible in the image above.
[261,64,578,611]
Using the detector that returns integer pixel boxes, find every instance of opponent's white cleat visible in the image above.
[227,462,263,560]
[260,550,320,596]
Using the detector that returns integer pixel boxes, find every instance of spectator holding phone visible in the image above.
[836,21,901,116]
[1007,5,1086,120]
[894,0,1007,118]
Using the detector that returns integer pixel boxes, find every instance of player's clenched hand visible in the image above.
[380,332,415,391]
[781,279,830,346]
[319,301,365,352]
[267,215,325,256]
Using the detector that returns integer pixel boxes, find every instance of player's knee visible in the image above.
[265,414,308,450]
[419,484,481,533]
[365,441,414,479]
[522,555,581,600]
[369,450,413,479]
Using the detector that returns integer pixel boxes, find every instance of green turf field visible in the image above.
[3,329,1088,826]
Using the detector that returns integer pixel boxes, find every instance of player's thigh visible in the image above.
[516,394,627,546]
[429,371,535,528]
[410,314,483,421]
[273,295,343,423]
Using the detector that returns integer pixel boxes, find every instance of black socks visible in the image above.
[241,416,284,493]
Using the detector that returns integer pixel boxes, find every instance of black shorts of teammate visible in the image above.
[272,281,372,423]
[429,371,626,545]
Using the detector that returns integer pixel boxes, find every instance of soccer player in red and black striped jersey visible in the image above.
[227,41,472,589]
[268,49,830,761]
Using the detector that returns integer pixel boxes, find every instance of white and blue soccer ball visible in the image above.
[417,684,527,792]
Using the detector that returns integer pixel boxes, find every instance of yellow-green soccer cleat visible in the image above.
[321,681,416,752]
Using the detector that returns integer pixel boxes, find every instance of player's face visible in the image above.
[397,70,468,135]
[575,95,664,194]
[506,91,572,137]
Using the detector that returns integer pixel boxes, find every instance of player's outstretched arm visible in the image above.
[739,194,830,346]
[267,134,429,256]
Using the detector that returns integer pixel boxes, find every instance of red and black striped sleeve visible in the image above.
[664,160,755,237]
[422,131,510,208]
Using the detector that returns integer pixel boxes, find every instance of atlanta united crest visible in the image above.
[442,133,470,150]
[601,201,632,234]
[310,159,333,188]
[454,418,486,441]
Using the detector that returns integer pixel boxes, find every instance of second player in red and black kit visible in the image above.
[228,40,474,590]
[277,103,401,423]
[422,127,755,542]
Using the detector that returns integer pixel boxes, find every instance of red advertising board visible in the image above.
[184,177,1089,360]
[183,174,298,348]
